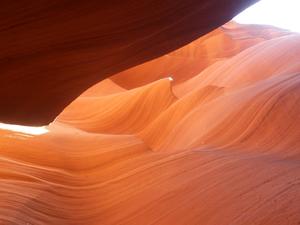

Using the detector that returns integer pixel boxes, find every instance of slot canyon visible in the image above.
[0,1,299,224]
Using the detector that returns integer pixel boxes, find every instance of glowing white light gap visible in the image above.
[0,123,48,135]
[234,0,300,33]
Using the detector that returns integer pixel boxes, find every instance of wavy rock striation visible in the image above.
[0,22,299,225]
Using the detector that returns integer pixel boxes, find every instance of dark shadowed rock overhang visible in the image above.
[0,0,258,125]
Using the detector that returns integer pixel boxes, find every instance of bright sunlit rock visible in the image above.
[0,123,48,135]
[234,0,300,33]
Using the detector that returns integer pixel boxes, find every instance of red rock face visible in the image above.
[0,0,257,125]
[1,22,299,225]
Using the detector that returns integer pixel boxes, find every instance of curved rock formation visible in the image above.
[174,34,300,96]
[57,78,176,134]
[139,33,300,153]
